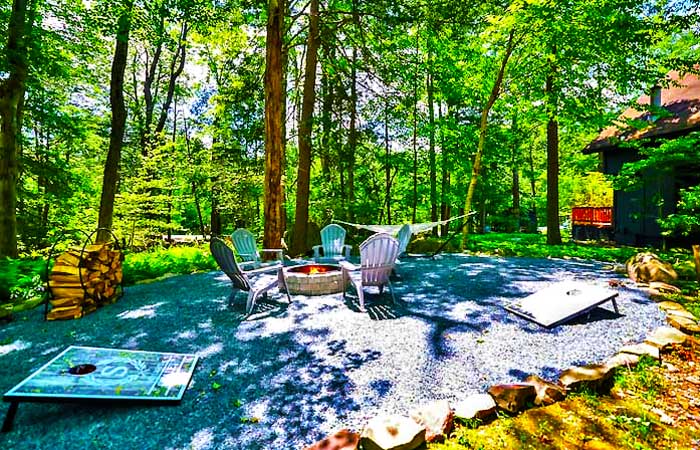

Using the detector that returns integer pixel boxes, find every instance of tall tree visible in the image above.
[460,28,516,249]
[0,0,36,257]
[97,0,134,243]
[263,0,286,249]
[291,0,319,256]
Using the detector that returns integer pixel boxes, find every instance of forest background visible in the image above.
[0,0,699,263]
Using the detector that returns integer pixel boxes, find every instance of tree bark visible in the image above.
[384,96,391,225]
[546,44,562,245]
[291,0,319,256]
[461,29,516,249]
[348,47,357,221]
[510,113,520,232]
[97,0,133,244]
[439,103,451,237]
[263,0,286,249]
[427,38,437,234]
[0,0,34,257]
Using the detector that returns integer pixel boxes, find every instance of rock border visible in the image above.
[304,282,699,450]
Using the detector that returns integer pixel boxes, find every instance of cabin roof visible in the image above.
[584,71,700,154]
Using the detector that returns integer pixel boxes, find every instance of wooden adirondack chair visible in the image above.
[340,233,399,311]
[231,228,284,269]
[313,224,352,262]
[210,237,291,317]
[396,223,412,257]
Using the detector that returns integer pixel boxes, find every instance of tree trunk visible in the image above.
[0,0,34,258]
[440,103,450,237]
[384,96,391,225]
[510,113,520,232]
[545,44,562,245]
[527,142,537,232]
[384,95,391,225]
[461,30,516,249]
[97,0,133,244]
[427,39,437,234]
[291,0,319,256]
[692,244,699,283]
[348,47,357,221]
[263,0,286,249]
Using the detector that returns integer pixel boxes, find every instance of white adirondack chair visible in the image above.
[231,228,284,269]
[340,233,399,311]
[313,224,352,262]
[396,223,412,257]
[210,237,290,317]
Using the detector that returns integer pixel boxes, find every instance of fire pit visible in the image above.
[283,264,344,295]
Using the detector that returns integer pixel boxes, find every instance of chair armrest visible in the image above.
[261,248,284,263]
[312,245,322,259]
[342,245,352,259]
[339,260,359,272]
[245,263,283,275]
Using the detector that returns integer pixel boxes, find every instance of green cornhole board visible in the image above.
[2,346,198,432]
[504,281,620,328]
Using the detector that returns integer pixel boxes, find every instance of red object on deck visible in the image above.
[571,207,612,227]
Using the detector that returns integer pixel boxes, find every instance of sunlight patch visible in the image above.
[172,330,197,341]
[117,302,164,320]
[41,346,62,355]
[196,342,223,358]
[188,428,214,450]
[0,340,30,356]
[198,319,212,330]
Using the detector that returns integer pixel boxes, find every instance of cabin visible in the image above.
[583,71,700,246]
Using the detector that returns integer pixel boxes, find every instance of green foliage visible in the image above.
[614,355,663,402]
[121,245,217,284]
[0,258,46,311]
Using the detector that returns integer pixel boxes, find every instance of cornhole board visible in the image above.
[504,281,619,328]
[2,346,198,432]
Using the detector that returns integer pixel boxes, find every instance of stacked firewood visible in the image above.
[47,243,123,320]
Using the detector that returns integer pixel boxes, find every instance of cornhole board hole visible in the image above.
[504,281,619,328]
[2,346,198,432]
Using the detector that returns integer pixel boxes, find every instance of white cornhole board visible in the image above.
[504,281,619,328]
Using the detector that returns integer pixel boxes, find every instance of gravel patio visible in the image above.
[0,254,665,449]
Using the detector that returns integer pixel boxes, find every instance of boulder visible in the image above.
[656,301,686,312]
[523,375,566,406]
[649,281,682,293]
[666,315,700,334]
[559,364,614,393]
[605,352,640,370]
[409,400,453,443]
[626,252,677,283]
[361,415,426,450]
[453,394,497,421]
[666,308,697,320]
[618,343,660,360]
[487,384,536,414]
[645,326,689,349]
[304,429,360,450]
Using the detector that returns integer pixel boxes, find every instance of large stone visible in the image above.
[453,393,497,421]
[619,342,660,360]
[487,384,536,414]
[304,429,360,450]
[361,415,426,450]
[649,281,682,293]
[657,301,687,312]
[666,308,697,320]
[524,375,566,406]
[605,352,641,370]
[409,400,454,443]
[626,252,677,283]
[645,326,689,349]
[559,364,614,393]
[666,315,700,334]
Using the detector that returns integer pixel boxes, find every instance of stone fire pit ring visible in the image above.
[283,264,345,296]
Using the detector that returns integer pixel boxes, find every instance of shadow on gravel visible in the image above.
[0,254,664,450]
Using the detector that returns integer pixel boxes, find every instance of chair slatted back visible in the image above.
[396,224,411,256]
[359,233,399,286]
[320,224,347,257]
[210,237,250,291]
[231,228,260,264]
